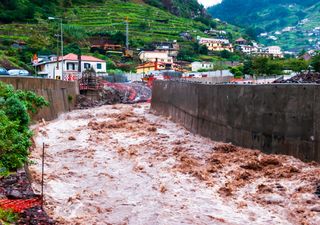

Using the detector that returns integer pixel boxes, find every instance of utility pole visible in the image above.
[125,17,129,50]
[49,17,64,80]
[61,18,64,80]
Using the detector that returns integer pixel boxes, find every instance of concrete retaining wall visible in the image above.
[0,77,79,121]
[181,76,232,84]
[151,80,320,162]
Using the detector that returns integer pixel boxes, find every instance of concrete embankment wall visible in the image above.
[0,77,79,121]
[151,80,320,162]
[181,76,232,84]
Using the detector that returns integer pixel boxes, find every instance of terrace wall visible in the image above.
[151,80,320,162]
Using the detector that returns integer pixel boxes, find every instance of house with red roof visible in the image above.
[33,53,106,80]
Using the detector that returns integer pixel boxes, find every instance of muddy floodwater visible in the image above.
[30,104,320,225]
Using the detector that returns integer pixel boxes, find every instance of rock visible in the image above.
[68,136,76,141]
[311,206,320,212]
[2,176,18,185]
[315,184,320,198]
[7,189,23,199]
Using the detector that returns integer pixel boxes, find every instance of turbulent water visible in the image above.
[30,104,320,225]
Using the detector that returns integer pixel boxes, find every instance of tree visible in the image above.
[311,53,320,72]
[252,57,269,76]
[230,65,244,78]
[243,59,254,75]
[199,45,208,55]
[285,58,309,72]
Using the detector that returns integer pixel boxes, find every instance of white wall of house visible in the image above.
[38,60,107,79]
[239,45,258,54]
[266,46,282,56]
[191,62,214,72]
[198,37,234,52]
[139,51,173,63]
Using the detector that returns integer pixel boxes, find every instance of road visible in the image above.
[30,104,320,225]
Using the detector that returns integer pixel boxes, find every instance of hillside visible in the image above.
[0,0,206,23]
[0,0,247,72]
[0,0,224,70]
[208,0,320,52]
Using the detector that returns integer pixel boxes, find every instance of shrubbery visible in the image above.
[0,82,48,174]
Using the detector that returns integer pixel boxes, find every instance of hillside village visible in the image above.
[259,20,320,52]
[209,0,320,53]
[2,0,319,84]
[30,31,285,81]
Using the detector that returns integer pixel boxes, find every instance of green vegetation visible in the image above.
[311,52,320,72]
[0,0,228,71]
[208,0,320,51]
[230,65,244,78]
[228,56,314,78]
[0,208,18,225]
[0,82,48,173]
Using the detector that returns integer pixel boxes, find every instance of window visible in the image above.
[84,63,91,69]
[67,63,75,71]
[97,63,102,69]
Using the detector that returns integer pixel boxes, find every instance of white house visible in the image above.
[198,37,233,52]
[191,61,214,72]
[238,45,258,54]
[34,53,106,80]
[265,46,283,58]
[138,51,173,63]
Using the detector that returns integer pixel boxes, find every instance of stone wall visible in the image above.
[0,76,79,121]
[151,80,320,162]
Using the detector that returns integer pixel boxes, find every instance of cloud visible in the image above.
[198,0,222,7]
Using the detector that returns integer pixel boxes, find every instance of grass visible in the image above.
[0,208,18,225]
[0,1,235,44]
[64,0,209,43]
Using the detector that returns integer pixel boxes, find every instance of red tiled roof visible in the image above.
[58,53,105,62]
[236,38,247,42]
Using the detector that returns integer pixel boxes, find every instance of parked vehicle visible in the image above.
[0,67,9,75]
[8,69,30,76]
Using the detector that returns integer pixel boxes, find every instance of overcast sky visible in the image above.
[198,0,222,7]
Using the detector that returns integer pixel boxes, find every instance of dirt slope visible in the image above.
[29,104,320,225]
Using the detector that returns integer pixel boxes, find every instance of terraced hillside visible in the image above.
[65,1,207,43]
[0,0,218,70]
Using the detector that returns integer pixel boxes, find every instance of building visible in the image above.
[33,53,106,80]
[237,45,258,54]
[204,29,227,37]
[138,51,173,63]
[136,61,177,74]
[264,46,283,58]
[191,61,214,72]
[235,38,247,45]
[180,32,193,41]
[198,37,234,52]
[136,62,158,74]
[152,41,180,57]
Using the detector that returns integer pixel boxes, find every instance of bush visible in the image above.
[0,82,48,171]
[0,208,18,224]
[311,53,320,72]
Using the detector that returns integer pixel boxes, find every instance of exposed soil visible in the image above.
[0,170,54,224]
[275,72,320,83]
[30,104,320,225]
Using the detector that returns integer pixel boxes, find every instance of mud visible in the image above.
[30,104,320,225]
